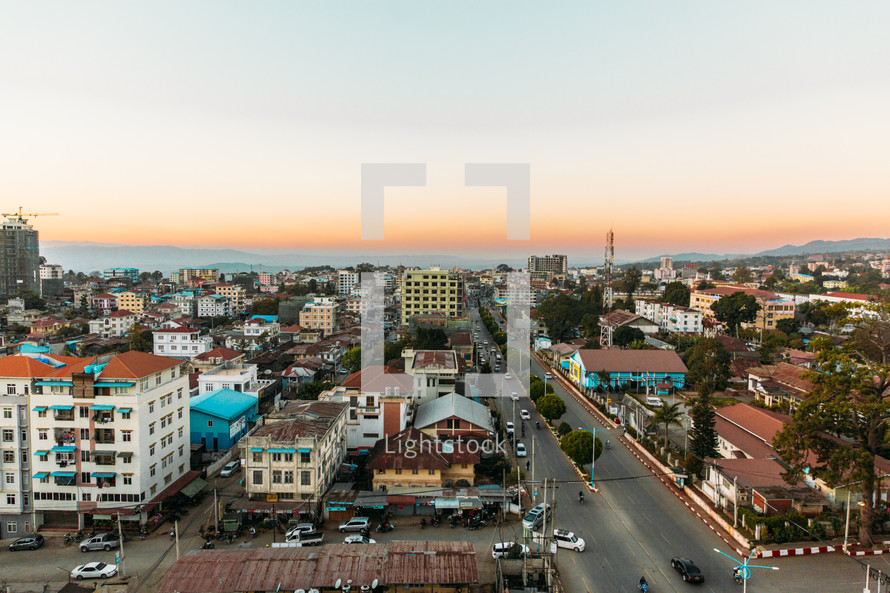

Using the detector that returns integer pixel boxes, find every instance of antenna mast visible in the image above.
[599,228,614,348]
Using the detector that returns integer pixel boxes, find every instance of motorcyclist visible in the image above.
[733,566,742,582]
[639,576,648,590]
[578,490,584,503]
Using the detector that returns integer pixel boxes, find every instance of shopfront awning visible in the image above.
[49,405,73,410]
[91,450,117,457]
[117,452,133,458]
[89,404,116,411]
[95,382,135,388]
[181,476,207,498]
[297,448,311,453]
[34,472,49,479]
[52,471,76,477]
[32,406,47,412]
[268,448,296,453]
[34,450,49,457]
[51,445,77,453]
[434,498,460,509]
[91,472,116,478]
[250,447,264,453]
[37,381,73,387]
[117,408,132,414]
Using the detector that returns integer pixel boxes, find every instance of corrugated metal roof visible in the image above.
[414,393,494,432]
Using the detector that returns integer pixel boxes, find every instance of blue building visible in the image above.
[103,267,139,282]
[190,388,259,450]
[568,349,687,394]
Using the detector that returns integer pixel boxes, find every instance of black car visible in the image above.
[671,557,704,583]
[9,534,45,551]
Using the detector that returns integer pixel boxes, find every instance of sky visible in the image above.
[2,1,889,262]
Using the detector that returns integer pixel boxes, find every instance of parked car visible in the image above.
[285,523,316,538]
[516,443,527,457]
[671,557,705,583]
[9,534,44,551]
[645,396,662,407]
[344,535,376,544]
[505,422,515,435]
[522,503,552,530]
[491,541,529,559]
[553,529,585,552]
[339,517,371,532]
[520,409,531,420]
[71,562,118,580]
[80,533,120,552]
[220,460,240,477]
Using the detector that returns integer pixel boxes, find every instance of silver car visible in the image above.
[80,532,120,552]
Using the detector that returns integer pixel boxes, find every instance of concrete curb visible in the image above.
[849,548,890,556]
[757,545,840,558]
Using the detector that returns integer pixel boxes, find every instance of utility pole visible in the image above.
[174,520,180,561]
[843,489,851,554]
[214,488,219,532]
[117,512,126,577]
[733,476,738,529]
[531,434,536,502]
[503,468,507,523]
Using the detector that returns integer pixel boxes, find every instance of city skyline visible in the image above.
[3,1,889,257]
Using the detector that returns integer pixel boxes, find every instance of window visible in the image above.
[123,475,132,485]
[150,464,156,477]
[122,431,132,442]
[272,453,281,462]
[6,520,17,533]
[2,429,13,442]
[284,470,294,484]
[38,429,47,440]
[301,471,311,486]
[79,406,90,418]
[6,494,15,505]
[149,444,155,456]
[20,429,26,443]
[150,484,157,496]
[179,445,184,458]
[148,401,155,414]
[122,454,132,464]
[252,452,262,463]
[80,428,90,440]
[300,452,311,464]
[207,420,213,428]
[252,470,263,485]
[121,411,131,420]
[149,422,156,435]
[80,472,91,484]
[38,410,46,418]
[283,453,294,463]
[2,451,12,463]
[272,470,282,484]
[5,472,15,484]
[178,427,183,438]
[178,407,183,419]
[2,407,11,417]
[177,388,183,400]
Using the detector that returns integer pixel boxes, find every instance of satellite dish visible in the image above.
[265,369,271,375]
[297,590,306,593]
[309,589,320,593]
[371,580,379,590]
[335,579,342,589]
[361,586,370,593]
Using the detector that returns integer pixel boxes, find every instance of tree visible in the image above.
[557,422,572,437]
[536,293,581,342]
[685,338,731,392]
[415,327,447,350]
[492,330,507,347]
[560,430,602,467]
[17,290,46,311]
[536,394,567,422]
[250,299,279,315]
[776,318,801,335]
[711,292,760,337]
[688,393,719,466]
[623,266,642,300]
[613,325,645,348]
[341,347,362,373]
[764,275,779,290]
[384,340,406,363]
[697,280,715,290]
[774,337,890,547]
[529,381,545,402]
[732,266,753,284]
[662,282,691,307]
[296,380,335,400]
[651,402,684,450]
[128,327,153,352]
[496,263,514,273]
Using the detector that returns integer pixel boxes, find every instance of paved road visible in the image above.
[474,304,890,593]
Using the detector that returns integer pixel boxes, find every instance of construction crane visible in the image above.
[2,207,60,224]
[599,228,614,348]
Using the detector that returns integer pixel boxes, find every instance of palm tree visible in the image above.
[651,402,684,450]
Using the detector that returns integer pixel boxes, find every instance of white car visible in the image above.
[71,562,118,580]
[516,443,527,457]
[505,373,512,380]
[338,517,371,532]
[511,392,519,401]
[505,422,515,435]
[520,409,531,420]
[344,535,376,544]
[553,529,586,552]
[492,541,529,559]
[220,460,240,477]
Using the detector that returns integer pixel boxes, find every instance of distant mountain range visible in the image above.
[636,237,890,265]
[40,237,890,273]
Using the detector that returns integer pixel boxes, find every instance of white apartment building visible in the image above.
[197,294,230,318]
[0,357,39,539]
[243,405,347,504]
[338,270,360,296]
[88,310,138,338]
[153,327,213,359]
[196,361,275,399]
[39,264,64,280]
[318,383,410,452]
[299,298,338,335]
[635,300,704,334]
[26,351,193,528]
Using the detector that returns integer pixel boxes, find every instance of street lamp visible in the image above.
[713,547,778,593]
[577,426,613,491]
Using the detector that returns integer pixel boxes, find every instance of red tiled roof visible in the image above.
[100,351,181,379]
[193,347,241,362]
[0,356,55,377]
[366,427,480,470]
[109,309,136,317]
[253,418,329,440]
[697,285,779,300]
[156,326,199,334]
[747,362,813,393]
[342,366,413,392]
[821,292,880,301]
[707,458,789,489]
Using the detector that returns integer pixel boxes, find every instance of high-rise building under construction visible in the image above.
[1,213,41,300]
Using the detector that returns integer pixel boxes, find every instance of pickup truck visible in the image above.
[281,530,324,546]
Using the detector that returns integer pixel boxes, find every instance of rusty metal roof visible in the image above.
[157,542,478,593]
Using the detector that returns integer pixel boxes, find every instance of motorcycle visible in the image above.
[376,522,394,533]
[449,515,460,528]
[578,493,585,505]
[420,518,427,529]
[605,440,611,450]
[74,530,84,543]
[638,578,648,592]
[63,533,74,546]
[202,539,215,550]
[536,421,540,429]
[733,568,743,585]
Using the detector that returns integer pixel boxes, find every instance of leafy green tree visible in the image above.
[536,394,567,422]
[557,421,572,437]
[529,381,545,402]
[560,430,602,466]
[711,292,760,336]
[492,330,507,346]
[415,327,448,350]
[296,380,335,400]
[341,347,362,373]
[613,325,645,347]
[688,393,719,465]
[776,318,801,335]
[732,266,753,284]
[685,338,731,392]
[17,290,46,311]
[250,299,279,315]
[774,337,890,547]
[128,327,153,352]
[662,281,691,307]
[764,276,779,290]
[480,361,492,373]
[536,293,581,342]
[697,280,715,290]
[384,340,406,363]
[623,266,642,300]
[651,402,684,450]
